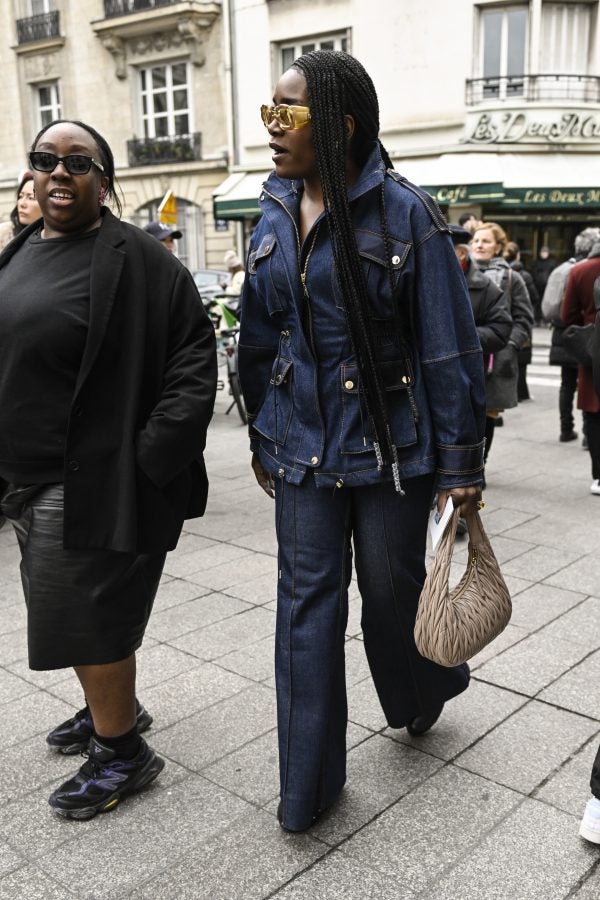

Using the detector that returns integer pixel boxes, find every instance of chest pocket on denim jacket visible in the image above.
[248,234,287,315]
[339,357,417,454]
[331,229,411,318]
[253,355,294,446]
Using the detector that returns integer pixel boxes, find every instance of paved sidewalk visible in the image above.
[1,328,600,899]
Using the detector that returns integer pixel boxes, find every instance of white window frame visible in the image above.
[277,31,350,76]
[35,81,61,130]
[138,60,192,140]
[478,4,529,99]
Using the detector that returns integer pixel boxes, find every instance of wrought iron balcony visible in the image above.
[127,133,202,167]
[104,0,182,16]
[16,11,60,44]
[466,74,600,105]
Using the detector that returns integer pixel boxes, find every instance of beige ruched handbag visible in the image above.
[414,507,512,667]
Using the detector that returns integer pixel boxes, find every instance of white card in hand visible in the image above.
[428,497,454,554]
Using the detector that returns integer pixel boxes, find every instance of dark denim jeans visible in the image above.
[274,472,469,831]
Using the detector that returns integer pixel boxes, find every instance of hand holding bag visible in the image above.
[414,507,512,667]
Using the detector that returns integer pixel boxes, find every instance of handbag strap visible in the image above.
[463,507,486,546]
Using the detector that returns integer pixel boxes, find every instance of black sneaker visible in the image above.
[48,735,165,820]
[46,701,153,755]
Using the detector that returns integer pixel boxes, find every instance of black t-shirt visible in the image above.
[0,228,97,483]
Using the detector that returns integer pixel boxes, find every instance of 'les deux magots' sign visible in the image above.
[466,110,600,144]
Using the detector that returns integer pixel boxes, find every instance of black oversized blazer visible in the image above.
[0,209,217,553]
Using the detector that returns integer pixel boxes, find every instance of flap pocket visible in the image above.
[249,234,276,274]
[270,356,292,386]
[355,229,410,269]
[379,358,414,390]
[341,359,414,393]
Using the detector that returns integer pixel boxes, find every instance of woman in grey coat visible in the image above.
[471,222,534,466]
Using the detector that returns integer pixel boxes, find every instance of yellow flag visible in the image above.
[158,190,178,226]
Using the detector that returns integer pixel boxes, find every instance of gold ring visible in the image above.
[477,500,485,510]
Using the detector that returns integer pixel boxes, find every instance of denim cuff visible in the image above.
[436,440,485,476]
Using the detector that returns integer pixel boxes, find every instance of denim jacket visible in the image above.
[238,144,486,491]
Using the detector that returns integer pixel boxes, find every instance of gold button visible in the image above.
[311,456,319,465]
[392,254,401,265]
[344,379,354,390]
[402,375,410,384]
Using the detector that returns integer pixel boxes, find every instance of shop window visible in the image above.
[35,82,61,129]
[139,61,191,140]
[479,5,528,99]
[278,32,350,75]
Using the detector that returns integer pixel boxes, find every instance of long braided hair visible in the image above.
[292,50,404,490]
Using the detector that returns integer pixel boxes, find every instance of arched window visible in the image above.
[131,197,205,270]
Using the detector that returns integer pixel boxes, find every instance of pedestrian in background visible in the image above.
[471,222,534,474]
[561,235,600,494]
[504,241,538,402]
[0,171,42,250]
[458,211,480,235]
[223,249,245,295]
[239,50,486,833]
[542,228,600,444]
[0,119,217,820]
[143,220,182,254]
[451,226,512,487]
[531,246,557,323]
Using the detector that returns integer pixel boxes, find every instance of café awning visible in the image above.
[213,170,269,219]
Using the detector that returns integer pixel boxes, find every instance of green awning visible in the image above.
[213,171,269,220]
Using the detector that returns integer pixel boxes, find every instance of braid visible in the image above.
[294,50,402,487]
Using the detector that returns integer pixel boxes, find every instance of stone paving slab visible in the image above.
[455,700,598,793]
[430,799,596,900]
[338,766,521,895]
[538,649,600,719]
[127,808,328,900]
[151,682,277,771]
[534,734,599,818]
[271,850,409,900]
[474,629,590,695]
[386,678,527,761]
[509,582,588,631]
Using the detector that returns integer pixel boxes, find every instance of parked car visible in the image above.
[192,269,229,299]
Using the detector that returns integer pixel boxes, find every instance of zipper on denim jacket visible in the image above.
[262,187,319,359]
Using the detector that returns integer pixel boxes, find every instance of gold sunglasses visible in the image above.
[260,104,312,131]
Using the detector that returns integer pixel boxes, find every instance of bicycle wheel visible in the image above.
[229,372,248,424]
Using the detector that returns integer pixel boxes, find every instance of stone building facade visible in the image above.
[0,0,233,270]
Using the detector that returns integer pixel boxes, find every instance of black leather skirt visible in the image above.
[1,483,165,670]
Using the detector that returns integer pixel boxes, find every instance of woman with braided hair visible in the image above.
[238,50,486,832]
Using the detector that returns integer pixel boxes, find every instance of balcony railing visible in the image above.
[466,74,600,105]
[104,0,182,16]
[127,133,202,166]
[16,11,60,44]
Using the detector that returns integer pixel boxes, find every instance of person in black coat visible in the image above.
[504,241,538,401]
[450,226,512,478]
[0,120,217,820]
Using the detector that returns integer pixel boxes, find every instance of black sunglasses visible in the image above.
[29,151,105,176]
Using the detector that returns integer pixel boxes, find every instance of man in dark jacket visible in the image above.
[542,227,600,442]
